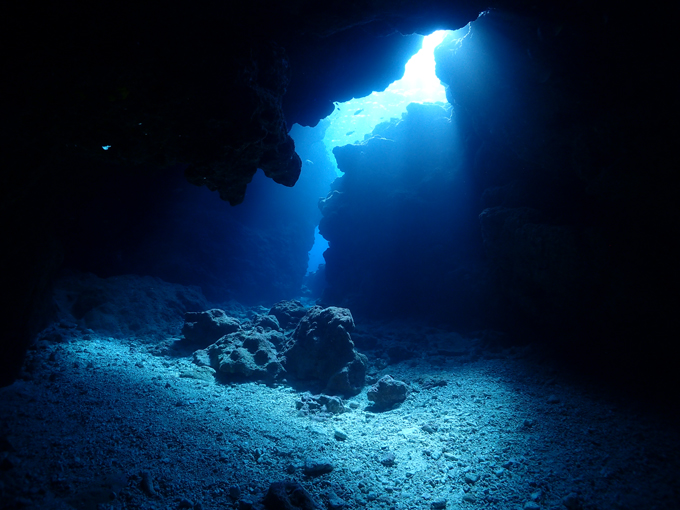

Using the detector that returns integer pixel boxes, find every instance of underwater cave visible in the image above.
[1,1,679,509]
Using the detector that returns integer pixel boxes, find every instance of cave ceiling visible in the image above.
[4,0,489,205]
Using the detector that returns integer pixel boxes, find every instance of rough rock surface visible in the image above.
[478,206,604,328]
[59,165,329,306]
[295,393,347,415]
[283,306,367,396]
[303,458,334,477]
[2,0,677,405]
[269,300,308,330]
[2,0,445,385]
[252,314,282,331]
[367,375,410,411]
[181,309,241,348]
[206,330,285,383]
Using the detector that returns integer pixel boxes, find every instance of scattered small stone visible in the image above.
[420,377,448,389]
[297,394,347,415]
[547,395,560,404]
[523,502,540,510]
[229,485,241,499]
[379,451,396,467]
[334,428,348,441]
[180,366,215,381]
[304,457,334,476]
[464,473,480,484]
[367,375,409,411]
[462,494,476,503]
[431,498,447,509]
[265,481,319,509]
[178,498,193,508]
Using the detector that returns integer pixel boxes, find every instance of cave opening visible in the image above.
[299,28,466,277]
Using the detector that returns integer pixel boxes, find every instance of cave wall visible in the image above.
[437,9,678,372]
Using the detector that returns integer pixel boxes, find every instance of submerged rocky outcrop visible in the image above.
[189,301,367,396]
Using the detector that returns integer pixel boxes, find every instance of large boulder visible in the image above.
[251,314,282,332]
[282,306,367,396]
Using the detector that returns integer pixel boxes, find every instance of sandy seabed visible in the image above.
[1,319,679,510]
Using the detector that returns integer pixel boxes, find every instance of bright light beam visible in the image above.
[321,30,457,163]
[385,30,449,103]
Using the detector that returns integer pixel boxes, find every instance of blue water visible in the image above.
[306,226,329,274]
